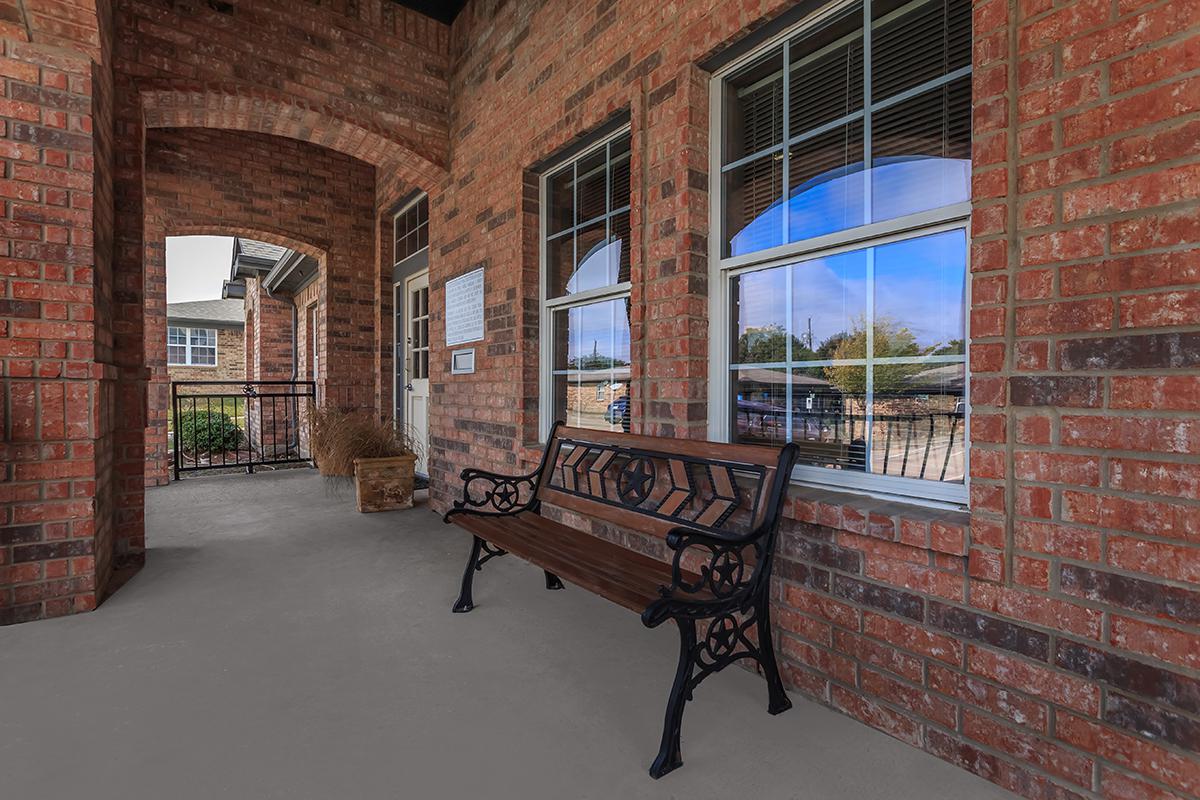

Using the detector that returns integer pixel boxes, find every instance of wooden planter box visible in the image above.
[353,454,417,512]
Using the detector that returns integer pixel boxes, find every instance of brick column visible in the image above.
[633,63,711,440]
[0,17,116,623]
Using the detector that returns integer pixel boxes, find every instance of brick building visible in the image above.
[164,298,245,384]
[1,1,1199,798]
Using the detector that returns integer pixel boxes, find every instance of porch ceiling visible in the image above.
[0,471,1017,799]
[391,0,468,24]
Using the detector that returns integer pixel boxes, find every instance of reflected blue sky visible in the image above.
[735,228,966,361]
[729,156,970,258]
[558,297,631,367]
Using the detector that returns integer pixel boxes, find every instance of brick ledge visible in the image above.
[788,484,971,558]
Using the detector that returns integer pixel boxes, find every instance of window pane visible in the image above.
[733,367,788,446]
[787,120,867,244]
[724,153,784,258]
[870,361,965,483]
[609,135,631,209]
[576,146,608,223]
[871,77,971,223]
[871,0,971,102]
[793,365,868,472]
[609,211,631,285]
[190,329,215,346]
[788,4,864,136]
[732,268,788,364]
[168,345,186,364]
[728,230,966,488]
[552,297,632,432]
[547,165,574,235]
[192,348,216,366]
[550,219,621,297]
[873,229,967,355]
[792,249,869,359]
[722,48,784,163]
[546,232,575,297]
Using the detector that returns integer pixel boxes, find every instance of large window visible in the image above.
[712,0,971,503]
[540,130,633,436]
[167,326,218,367]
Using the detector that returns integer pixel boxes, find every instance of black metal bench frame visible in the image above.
[443,422,800,778]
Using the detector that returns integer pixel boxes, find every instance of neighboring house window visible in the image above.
[394,195,429,261]
[540,130,632,436]
[712,0,971,504]
[167,326,218,366]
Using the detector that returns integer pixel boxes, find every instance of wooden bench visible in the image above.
[443,423,799,778]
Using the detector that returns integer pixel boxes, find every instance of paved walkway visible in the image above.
[1,471,1015,799]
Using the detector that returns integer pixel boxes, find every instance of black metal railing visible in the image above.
[735,405,965,482]
[171,380,316,479]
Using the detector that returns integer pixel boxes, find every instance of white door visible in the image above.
[403,270,430,475]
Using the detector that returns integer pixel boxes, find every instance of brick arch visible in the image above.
[140,83,448,190]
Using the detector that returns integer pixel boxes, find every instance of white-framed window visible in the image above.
[539,129,633,437]
[167,326,218,366]
[708,0,971,505]
[394,194,429,262]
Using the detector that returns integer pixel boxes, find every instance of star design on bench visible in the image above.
[710,552,742,591]
[492,481,518,511]
[703,614,740,660]
[618,457,656,505]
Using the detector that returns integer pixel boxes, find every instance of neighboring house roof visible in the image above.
[166,298,245,329]
[237,239,288,262]
[228,237,318,297]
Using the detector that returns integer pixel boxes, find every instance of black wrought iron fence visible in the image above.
[736,404,965,482]
[171,380,316,479]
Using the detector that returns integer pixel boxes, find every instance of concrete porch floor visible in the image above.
[1,471,1015,800]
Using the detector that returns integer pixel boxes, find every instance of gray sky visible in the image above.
[166,236,234,304]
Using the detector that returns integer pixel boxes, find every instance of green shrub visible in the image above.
[179,410,241,455]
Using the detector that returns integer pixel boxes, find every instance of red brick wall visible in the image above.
[0,0,115,623]
[140,127,377,493]
[1,1,1198,798]
[423,2,1200,799]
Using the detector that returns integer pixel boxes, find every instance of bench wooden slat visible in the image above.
[454,512,701,613]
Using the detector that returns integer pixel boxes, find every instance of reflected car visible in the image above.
[605,396,630,426]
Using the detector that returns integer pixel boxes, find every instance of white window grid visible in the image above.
[538,127,633,440]
[167,326,219,367]
[707,0,971,506]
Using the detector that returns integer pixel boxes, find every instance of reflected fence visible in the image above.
[735,402,965,483]
[171,380,316,479]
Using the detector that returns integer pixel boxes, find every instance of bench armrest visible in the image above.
[641,526,765,627]
[443,468,540,521]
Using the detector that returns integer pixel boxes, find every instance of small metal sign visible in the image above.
[451,348,476,375]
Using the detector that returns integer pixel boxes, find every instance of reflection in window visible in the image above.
[542,130,634,435]
[545,133,633,298]
[720,0,971,258]
[552,297,632,433]
[717,0,971,502]
[730,229,967,485]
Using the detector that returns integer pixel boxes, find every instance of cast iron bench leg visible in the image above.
[452,535,484,613]
[756,596,792,715]
[649,617,696,779]
[544,571,564,590]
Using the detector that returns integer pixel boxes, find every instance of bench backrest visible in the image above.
[535,425,796,541]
